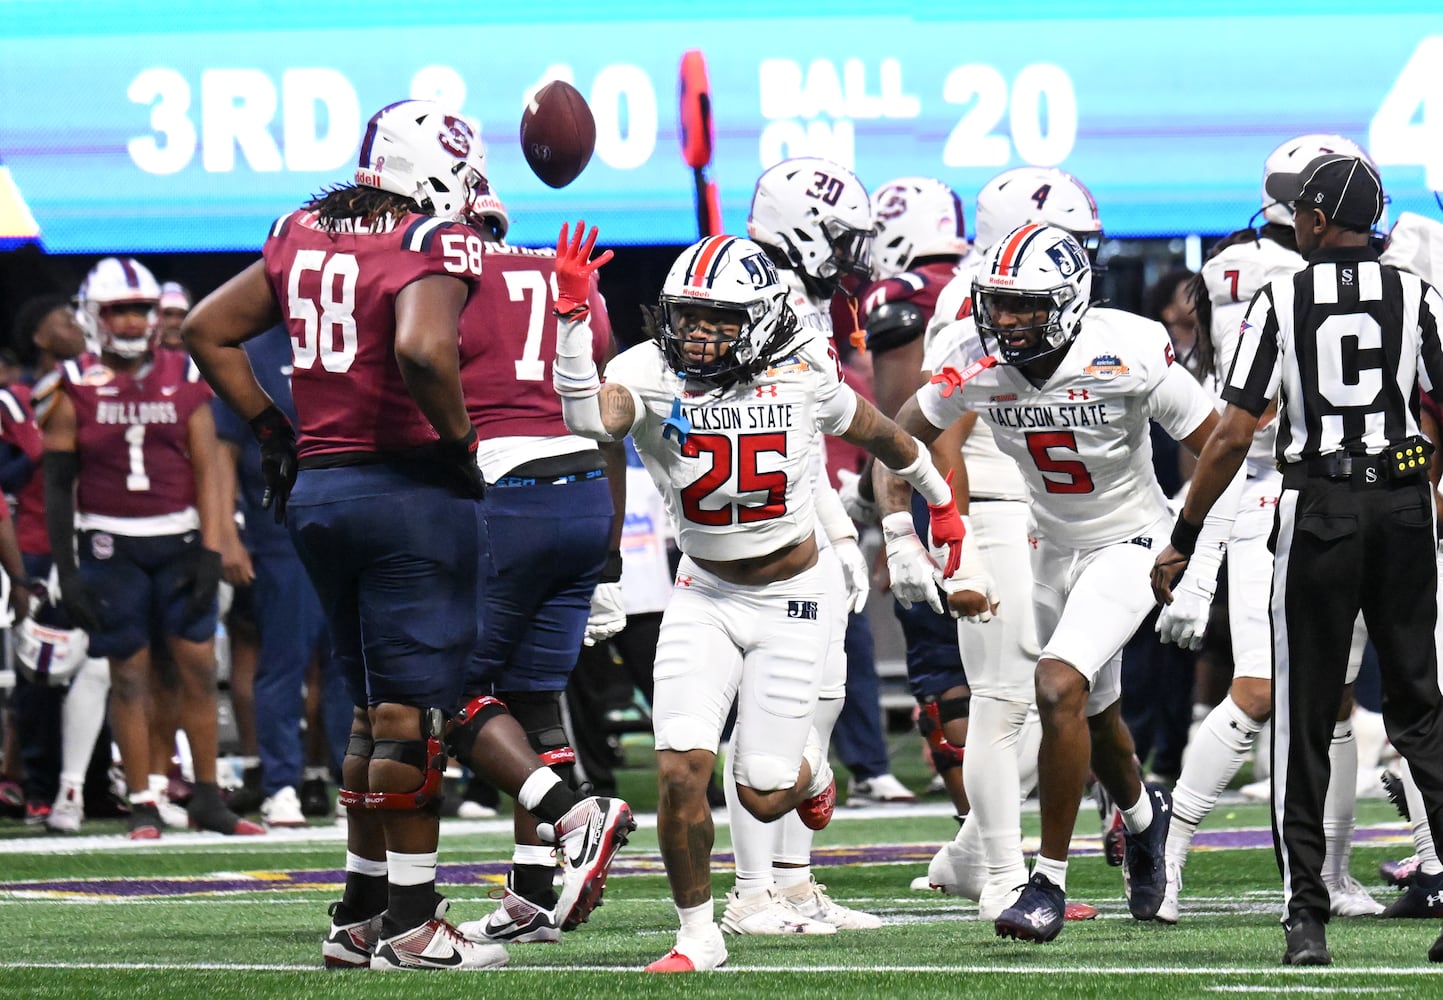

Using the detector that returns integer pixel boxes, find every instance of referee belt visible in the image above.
[1280,441,1431,488]
[492,467,605,488]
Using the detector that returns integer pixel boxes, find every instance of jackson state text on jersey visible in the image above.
[919,308,1214,548]
[263,210,486,458]
[459,242,612,440]
[604,332,858,562]
[62,349,213,519]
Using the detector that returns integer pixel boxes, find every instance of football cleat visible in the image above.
[1380,767,1410,821]
[994,872,1066,943]
[1326,874,1383,917]
[645,924,728,973]
[299,773,332,818]
[797,778,836,831]
[261,786,308,829]
[45,781,84,835]
[371,898,508,971]
[846,773,916,806]
[1064,902,1098,921]
[24,801,51,826]
[323,901,384,969]
[720,887,835,935]
[1282,913,1331,966]
[1102,805,1126,867]
[1381,870,1443,919]
[188,783,266,836]
[1157,859,1182,925]
[458,881,561,944]
[1122,784,1171,921]
[554,796,635,931]
[1381,855,1422,888]
[920,829,985,900]
[780,877,882,930]
[978,870,1029,920]
[127,802,163,840]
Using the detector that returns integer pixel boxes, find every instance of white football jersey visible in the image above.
[605,333,858,562]
[1201,235,1303,477]
[919,307,1214,548]
[923,316,1027,501]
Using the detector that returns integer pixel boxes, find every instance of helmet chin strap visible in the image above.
[104,333,152,360]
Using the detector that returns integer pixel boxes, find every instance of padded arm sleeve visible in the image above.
[43,451,79,572]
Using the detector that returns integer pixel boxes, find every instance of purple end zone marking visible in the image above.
[1,826,1407,899]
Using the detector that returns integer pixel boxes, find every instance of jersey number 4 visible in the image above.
[680,432,788,525]
[1025,430,1095,494]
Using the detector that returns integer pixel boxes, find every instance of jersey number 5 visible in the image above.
[680,432,788,525]
[1025,430,1095,494]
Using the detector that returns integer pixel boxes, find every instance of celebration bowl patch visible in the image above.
[1084,354,1129,380]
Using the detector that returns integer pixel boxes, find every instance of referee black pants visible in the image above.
[1271,474,1443,924]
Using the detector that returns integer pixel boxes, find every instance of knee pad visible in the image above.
[445,694,509,763]
[337,708,446,812]
[919,695,969,771]
[733,749,798,794]
[504,690,575,784]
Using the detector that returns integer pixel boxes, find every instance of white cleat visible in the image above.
[721,887,835,935]
[553,796,635,931]
[919,834,985,900]
[646,922,728,973]
[846,773,916,806]
[46,780,84,834]
[781,877,882,930]
[371,899,508,971]
[1327,874,1384,917]
[458,882,560,944]
[261,786,307,828]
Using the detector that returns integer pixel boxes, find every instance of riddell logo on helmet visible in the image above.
[355,169,384,187]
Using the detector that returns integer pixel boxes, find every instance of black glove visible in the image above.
[56,569,102,635]
[438,427,486,500]
[177,547,223,622]
[248,405,298,524]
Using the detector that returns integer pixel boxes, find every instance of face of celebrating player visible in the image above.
[984,292,1053,359]
[99,302,154,357]
[671,304,744,368]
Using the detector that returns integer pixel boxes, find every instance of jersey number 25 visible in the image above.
[680,432,788,525]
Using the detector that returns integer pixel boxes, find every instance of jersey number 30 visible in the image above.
[680,432,789,525]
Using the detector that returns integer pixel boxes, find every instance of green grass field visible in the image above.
[0,770,1434,1000]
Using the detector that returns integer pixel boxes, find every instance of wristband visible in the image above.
[248,404,294,445]
[1170,515,1203,557]
[599,550,624,584]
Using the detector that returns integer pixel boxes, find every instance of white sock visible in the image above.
[147,773,170,799]
[517,768,562,812]
[1168,696,1259,864]
[776,698,844,866]
[676,900,714,935]
[1122,789,1154,834]
[1400,758,1443,875]
[346,850,388,877]
[724,738,776,887]
[386,850,437,887]
[1033,855,1068,893]
[59,658,109,779]
[511,843,554,867]
[1322,718,1358,885]
[963,696,1031,883]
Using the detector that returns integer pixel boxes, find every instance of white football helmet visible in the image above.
[658,235,799,388]
[747,157,874,298]
[77,257,161,360]
[355,99,509,235]
[973,167,1103,253]
[1261,134,1373,227]
[972,224,1092,367]
[13,585,88,687]
[869,176,969,280]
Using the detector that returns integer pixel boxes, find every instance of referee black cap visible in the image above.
[1265,153,1384,232]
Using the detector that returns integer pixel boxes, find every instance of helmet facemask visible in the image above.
[659,294,799,390]
[78,256,162,360]
[972,224,1092,367]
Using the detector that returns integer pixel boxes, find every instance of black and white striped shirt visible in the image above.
[1222,246,1443,463]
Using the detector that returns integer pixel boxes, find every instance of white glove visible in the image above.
[882,511,944,614]
[1155,572,1213,650]
[832,537,870,615]
[583,581,627,646]
[837,468,879,525]
[937,515,998,623]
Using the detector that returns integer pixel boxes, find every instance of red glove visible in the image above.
[927,471,966,577]
[554,220,614,317]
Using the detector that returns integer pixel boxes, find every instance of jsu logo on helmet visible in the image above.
[1045,239,1085,277]
[741,252,779,288]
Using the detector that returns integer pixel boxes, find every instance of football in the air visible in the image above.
[520,80,596,189]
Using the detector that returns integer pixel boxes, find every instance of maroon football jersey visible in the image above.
[458,242,612,440]
[858,260,962,347]
[0,381,47,554]
[263,210,484,458]
[62,348,213,518]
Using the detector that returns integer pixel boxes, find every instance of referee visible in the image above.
[1150,153,1443,966]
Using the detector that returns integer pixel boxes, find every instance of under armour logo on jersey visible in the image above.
[1028,536,1039,549]
[1067,388,1090,401]
[1259,496,1279,508]
[1129,536,1153,550]
[676,575,693,588]
[787,600,819,620]
[756,385,778,398]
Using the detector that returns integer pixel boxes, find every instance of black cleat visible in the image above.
[1381,870,1443,919]
[1380,768,1411,821]
[994,872,1066,943]
[1282,913,1331,966]
[1123,784,1172,921]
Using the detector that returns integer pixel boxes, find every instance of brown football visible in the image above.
[520,80,596,189]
